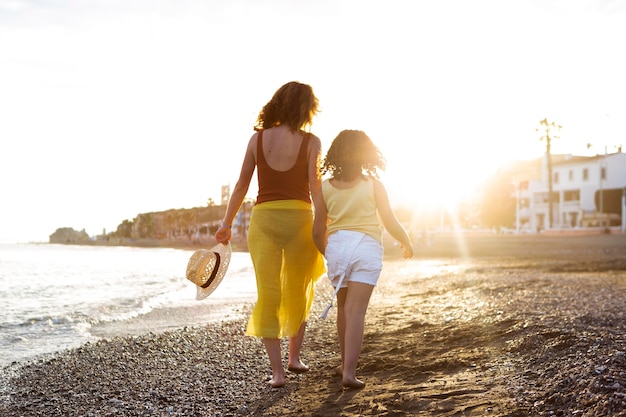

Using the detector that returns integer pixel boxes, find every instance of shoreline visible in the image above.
[2,233,626,416]
[35,228,626,257]
[44,237,251,253]
[88,296,254,340]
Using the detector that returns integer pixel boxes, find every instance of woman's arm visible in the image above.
[214,134,257,244]
[373,178,413,258]
[308,135,327,254]
[312,193,328,255]
[306,134,323,206]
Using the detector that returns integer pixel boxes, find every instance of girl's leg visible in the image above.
[262,338,285,388]
[342,282,374,388]
[288,321,309,372]
[335,287,348,376]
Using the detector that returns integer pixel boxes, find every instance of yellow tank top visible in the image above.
[321,177,382,243]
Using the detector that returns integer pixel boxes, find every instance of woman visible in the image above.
[214,81,326,388]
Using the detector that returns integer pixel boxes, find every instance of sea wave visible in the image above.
[0,244,256,368]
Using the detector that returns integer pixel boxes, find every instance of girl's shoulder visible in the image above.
[362,175,380,187]
[327,176,365,189]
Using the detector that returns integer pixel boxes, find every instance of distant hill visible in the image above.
[49,227,90,244]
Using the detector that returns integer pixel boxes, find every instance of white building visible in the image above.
[513,152,626,232]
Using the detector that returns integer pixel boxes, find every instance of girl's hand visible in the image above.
[215,224,232,245]
[402,244,414,259]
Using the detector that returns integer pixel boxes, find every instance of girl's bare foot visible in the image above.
[343,378,365,389]
[287,361,310,374]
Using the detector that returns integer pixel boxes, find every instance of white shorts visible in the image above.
[325,230,383,288]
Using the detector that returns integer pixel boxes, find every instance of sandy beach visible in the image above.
[2,233,626,416]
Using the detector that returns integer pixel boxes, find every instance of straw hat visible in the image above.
[185,242,231,300]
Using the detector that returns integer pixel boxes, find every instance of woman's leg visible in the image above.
[248,209,286,387]
[263,338,285,388]
[342,282,374,388]
[288,321,309,372]
[283,211,323,372]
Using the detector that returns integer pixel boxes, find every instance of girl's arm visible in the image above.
[215,134,257,244]
[373,178,414,258]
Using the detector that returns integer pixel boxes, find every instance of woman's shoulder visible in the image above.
[304,130,319,139]
[247,130,260,147]
[303,131,321,144]
[304,132,321,154]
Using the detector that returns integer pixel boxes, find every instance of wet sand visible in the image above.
[2,233,626,416]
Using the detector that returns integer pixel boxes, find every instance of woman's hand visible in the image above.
[214,224,232,245]
[402,244,414,259]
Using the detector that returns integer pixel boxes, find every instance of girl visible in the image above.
[312,130,413,389]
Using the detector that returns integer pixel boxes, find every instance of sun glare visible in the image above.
[385,153,489,209]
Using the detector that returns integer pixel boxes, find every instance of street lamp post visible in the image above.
[537,119,561,229]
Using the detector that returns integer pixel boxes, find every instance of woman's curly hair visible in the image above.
[254,82,319,132]
[321,130,386,181]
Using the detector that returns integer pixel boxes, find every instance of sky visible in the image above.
[1,0,625,242]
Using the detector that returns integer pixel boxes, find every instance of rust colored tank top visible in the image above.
[256,130,311,204]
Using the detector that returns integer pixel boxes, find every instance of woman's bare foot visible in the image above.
[268,372,286,388]
[334,365,343,377]
[343,378,365,389]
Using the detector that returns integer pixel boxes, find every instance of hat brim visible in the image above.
[186,242,232,300]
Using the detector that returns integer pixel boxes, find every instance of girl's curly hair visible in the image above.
[321,130,386,180]
[254,82,319,132]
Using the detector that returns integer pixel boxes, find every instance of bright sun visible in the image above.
[383,151,494,214]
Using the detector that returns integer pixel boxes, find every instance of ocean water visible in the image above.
[0,243,257,368]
